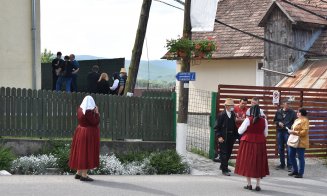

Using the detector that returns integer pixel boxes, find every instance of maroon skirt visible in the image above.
[234,140,269,178]
[68,125,100,170]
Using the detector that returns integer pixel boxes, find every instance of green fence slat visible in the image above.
[0,88,5,135]
[67,92,73,137]
[26,89,33,137]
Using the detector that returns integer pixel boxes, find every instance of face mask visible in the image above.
[230,107,234,112]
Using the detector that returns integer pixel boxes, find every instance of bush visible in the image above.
[0,146,15,171]
[52,144,72,173]
[11,154,58,175]
[116,151,151,164]
[149,150,190,174]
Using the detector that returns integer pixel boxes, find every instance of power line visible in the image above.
[215,19,323,56]
[156,0,325,56]
[153,0,183,10]
[281,0,327,20]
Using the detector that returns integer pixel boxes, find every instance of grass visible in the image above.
[190,147,209,158]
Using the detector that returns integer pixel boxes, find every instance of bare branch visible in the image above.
[173,0,185,6]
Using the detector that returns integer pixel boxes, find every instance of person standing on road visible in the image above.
[274,100,297,171]
[69,95,100,181]
[97,73,110,94]
[235,105,269,191]
[287,108,309,178]
[246,97,265,118]
[214,98,238,176]
[56,55,74,92]
[87,65,101,94]
[118,68,127,96]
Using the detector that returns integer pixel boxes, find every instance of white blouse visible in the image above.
[238,117,268,137]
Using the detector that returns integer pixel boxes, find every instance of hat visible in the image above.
[120,68,127,73]
[224,98,234,106]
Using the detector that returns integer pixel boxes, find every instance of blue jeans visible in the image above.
[289,147,305,175]
[277,130,292,167]
[56,76,72,92]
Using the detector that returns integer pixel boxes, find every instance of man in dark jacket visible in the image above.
[215,98,238,176]
[51,52,64,90]
[274,100,297,171]
[87,65,100,94]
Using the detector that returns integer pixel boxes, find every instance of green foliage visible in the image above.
[149,150,189,174]
[116,151,151,164]
[52,144,72,173]
[0,145,15,170]
[136,79,175,89]
[41,48,54,63]
[190,147,209,158]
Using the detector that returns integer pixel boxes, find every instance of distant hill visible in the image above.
[74,55,176,82]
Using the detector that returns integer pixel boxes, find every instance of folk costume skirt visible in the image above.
[69,125,100,170]
[235,140,269,178]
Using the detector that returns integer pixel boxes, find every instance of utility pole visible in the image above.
[124,0,152,95]
[176,0,191,155]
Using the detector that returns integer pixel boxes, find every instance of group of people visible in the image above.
[215,97,309,191]
[51,51,127,95]
[87,65,127,95]
[52,52,80,92]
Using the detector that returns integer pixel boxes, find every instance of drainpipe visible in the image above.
[31,0,37,89]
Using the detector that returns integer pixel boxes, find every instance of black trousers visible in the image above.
[219,133,236,172]
[52,74,58,91]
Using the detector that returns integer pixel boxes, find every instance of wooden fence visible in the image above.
[217,84,327,158]
[0,87,175,141]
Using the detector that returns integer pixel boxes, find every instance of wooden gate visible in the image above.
[217,84,327,158]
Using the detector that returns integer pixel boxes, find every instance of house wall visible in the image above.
[264,8,315,86]
[0,0,41,89]
[176,59,259,92]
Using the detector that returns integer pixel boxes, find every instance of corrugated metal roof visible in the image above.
[278,59,327,88]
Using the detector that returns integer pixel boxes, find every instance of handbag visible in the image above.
[287,134,300,148]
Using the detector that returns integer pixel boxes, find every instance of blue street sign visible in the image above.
[176,72,196,81]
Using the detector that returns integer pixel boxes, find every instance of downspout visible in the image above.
[31,0,37,89]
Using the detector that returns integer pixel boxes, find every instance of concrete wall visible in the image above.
[0,0,41,89]
[1,139,176,156]
[176,59,261,92]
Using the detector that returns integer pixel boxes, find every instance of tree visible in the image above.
[124,0,152,95]
[41,48,54,63]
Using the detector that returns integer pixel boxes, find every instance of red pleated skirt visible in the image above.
[234,140,270,178]
[68,125,100,170]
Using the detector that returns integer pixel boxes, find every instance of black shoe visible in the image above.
[255,186,261,191]
[275,165,285,170]
[294,174,303,178]
[288,172,298,176]
[75,174,81,179]
[219,168,231,172]
[80,176,94,181]
[244,185,252,190]
[222,171,231,176]
[287,166,292,172]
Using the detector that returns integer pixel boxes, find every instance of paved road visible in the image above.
[1,175,326,196]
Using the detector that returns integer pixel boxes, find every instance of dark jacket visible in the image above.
[274,108,297,131]
[97,80,109,94]
[87,72,101,93]
[214,110,238,140]
[51,58,64,75]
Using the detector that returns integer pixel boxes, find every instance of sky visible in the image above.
[41,0,184,60]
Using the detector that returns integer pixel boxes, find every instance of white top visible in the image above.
[110,79,119,90]
[226,110,231,118]
[238,117,268,137]
[80,95,96,114]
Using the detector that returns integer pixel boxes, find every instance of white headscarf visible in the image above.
[80,95,96,114]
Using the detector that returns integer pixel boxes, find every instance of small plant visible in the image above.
[149,150,190,174]
[190,147,209,158]
[52,144,72,173]
[116,151,151,164]
[166,36,216,59]
[0,145,16,171]
[11,154,58,175]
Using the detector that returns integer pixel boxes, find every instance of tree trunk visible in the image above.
[177,0,191,123]
[124,0,152,95]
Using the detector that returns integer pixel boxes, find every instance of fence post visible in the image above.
[209,92,217,159]
[172,92,177,142]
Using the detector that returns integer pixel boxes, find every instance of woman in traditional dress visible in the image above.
[69,95,100,181]
[235,105,269,191]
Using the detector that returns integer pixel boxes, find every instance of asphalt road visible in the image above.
[1,175,326,196]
